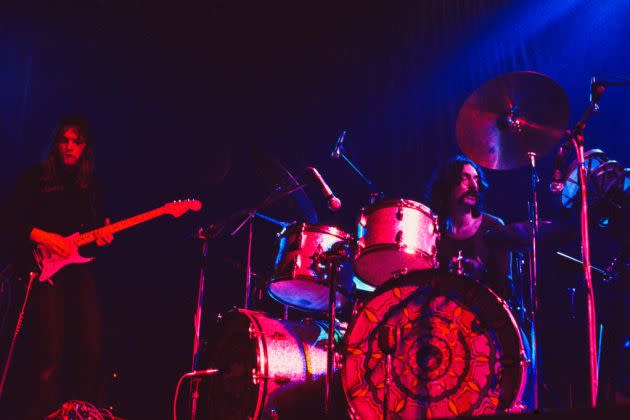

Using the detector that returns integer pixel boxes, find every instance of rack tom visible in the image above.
[268,223,354,312]
[354,198,438,287]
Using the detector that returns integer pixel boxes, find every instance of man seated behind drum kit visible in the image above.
[425,155,511,299]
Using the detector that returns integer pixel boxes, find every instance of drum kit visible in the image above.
[186,71,629,419]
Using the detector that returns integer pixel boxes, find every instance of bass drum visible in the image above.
[204,309,344,419]
[341,271,528,419]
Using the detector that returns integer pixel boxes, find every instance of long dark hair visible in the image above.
[424,155,488,223]
[41,114,95,190]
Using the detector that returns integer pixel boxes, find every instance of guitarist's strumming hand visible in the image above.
[30,228,73,258]
[95,218,114,246]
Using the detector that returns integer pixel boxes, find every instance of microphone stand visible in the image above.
[564,84,603,408]
[331,130,380,194]
[554,77,630,407]
[527,151,541,411]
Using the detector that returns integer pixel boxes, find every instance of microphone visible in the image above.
[549,143,567,193]
[307,167,342,211]
[331,130,347,159]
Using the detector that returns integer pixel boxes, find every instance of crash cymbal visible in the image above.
[456,71,570,170]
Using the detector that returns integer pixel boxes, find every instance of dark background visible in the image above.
[1,1,629,418]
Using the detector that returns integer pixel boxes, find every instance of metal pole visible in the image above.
[574,140,598,406]
[190,230,209,420]
[527,152,541,411]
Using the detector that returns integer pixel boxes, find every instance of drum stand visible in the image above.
[526,152,542,411]
[322,241,350,415]
[189,183,304,420]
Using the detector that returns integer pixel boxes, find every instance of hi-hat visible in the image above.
[456,71,570,170]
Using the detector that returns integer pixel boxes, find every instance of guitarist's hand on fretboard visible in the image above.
[30,228,73,258]
[94,218,114,246]
[31,199,201,282]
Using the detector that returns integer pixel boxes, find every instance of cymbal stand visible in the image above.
[323,241,350,415]
[189,183,304,420]
[526,152,541,411]
[562,83,605,407]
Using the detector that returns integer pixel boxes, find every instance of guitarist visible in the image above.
[0,114,113,418]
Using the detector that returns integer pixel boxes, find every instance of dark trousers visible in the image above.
[2,265,102,419]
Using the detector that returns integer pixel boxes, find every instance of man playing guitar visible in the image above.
[0,114,113,418]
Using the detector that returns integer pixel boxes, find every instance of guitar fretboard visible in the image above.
[75,207,167,247]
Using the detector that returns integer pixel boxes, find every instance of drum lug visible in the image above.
[392,267,408,278]
[395,230,403,244]
[359,212,367,227]
[248,325,262,339]
[252,369,267,384]
[396,206,404,221]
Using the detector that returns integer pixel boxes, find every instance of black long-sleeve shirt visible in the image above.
[0,163,103,270]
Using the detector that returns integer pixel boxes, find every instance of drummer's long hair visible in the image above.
[424,155,488,224]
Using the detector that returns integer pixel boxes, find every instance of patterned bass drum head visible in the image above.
[341,270,527,419]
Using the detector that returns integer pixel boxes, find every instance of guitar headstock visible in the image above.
[164,199,203,217]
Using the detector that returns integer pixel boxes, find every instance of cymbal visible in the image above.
[456,71,570,170]
[252,148,319,224]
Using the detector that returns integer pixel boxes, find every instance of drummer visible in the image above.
[424,155,511,298]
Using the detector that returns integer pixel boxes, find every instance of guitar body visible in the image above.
[31,199,201,284]
[34,233,94,283]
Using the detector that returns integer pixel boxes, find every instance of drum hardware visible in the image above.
[354,198,439,287]
[555,76,630,407]
[455,250,465,276]
[268,223,354,312]
[330,129,381,194]
[190,160,325,420]
[204,309,342,419]
[377,325,399,420]
[456,71,571,411]
[321,240,351,415]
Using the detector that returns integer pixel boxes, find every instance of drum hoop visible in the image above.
[363,198,434,216]
[268,276,350,312]
[341,271,527,415]
[279,222,353,241]
[354,243,436,258]
[235,309,269,419]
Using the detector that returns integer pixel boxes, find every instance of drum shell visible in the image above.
[341,270,528,419]
[205,309,341,419]
[269,223,354,312]
[354,199,438,287]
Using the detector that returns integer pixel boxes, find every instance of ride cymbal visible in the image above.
[456,71,570,170]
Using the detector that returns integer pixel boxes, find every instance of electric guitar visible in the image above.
[33,199,202,283]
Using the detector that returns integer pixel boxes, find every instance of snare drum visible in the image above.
[354,199,438,287]
[268,223,354,312]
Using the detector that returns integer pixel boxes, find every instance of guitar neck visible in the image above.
[75,207,167,247]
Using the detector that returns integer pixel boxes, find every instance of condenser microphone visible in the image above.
[307,167,342,211]
[331,130,347,159]
[549,143,567,193]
